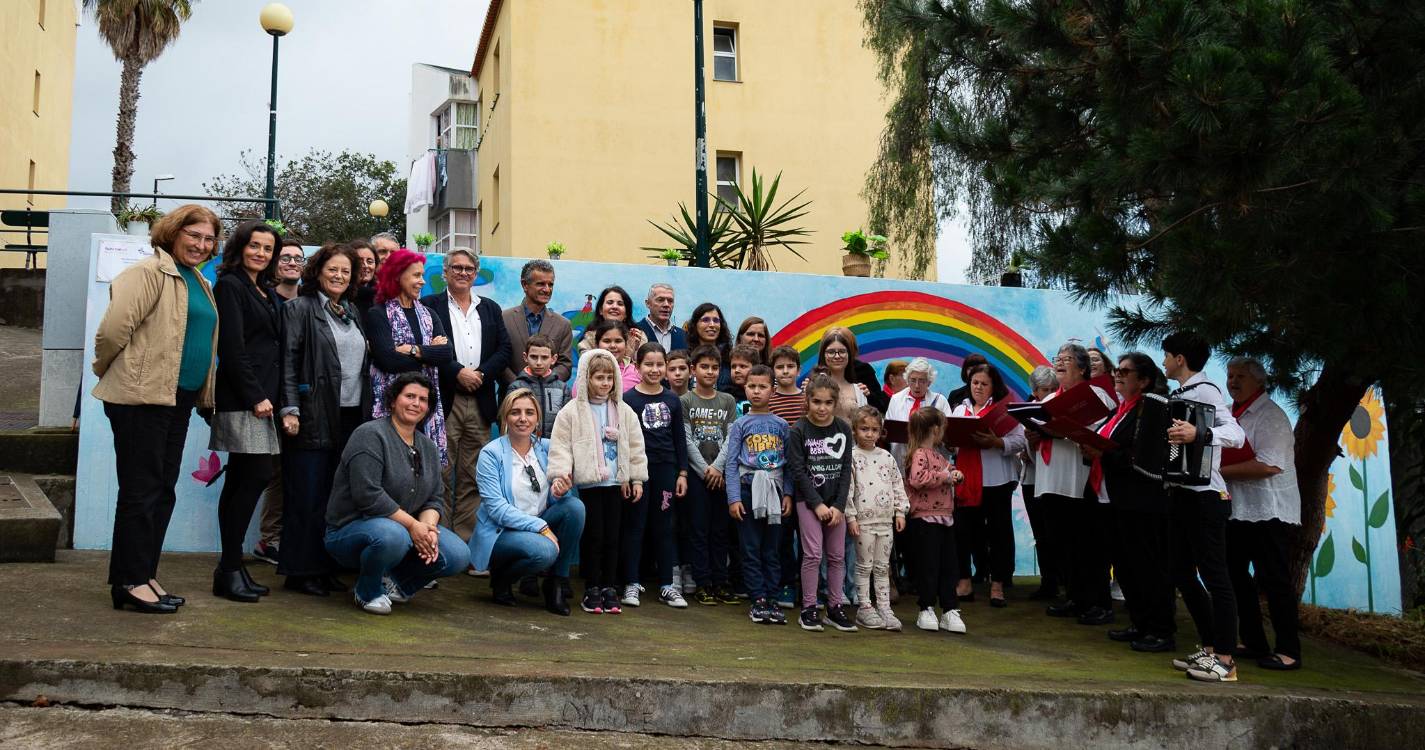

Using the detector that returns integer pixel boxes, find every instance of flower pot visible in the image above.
[548,253,562,261]
[842,253,871,277]
[665,259,678,267]
[126,221,150,237]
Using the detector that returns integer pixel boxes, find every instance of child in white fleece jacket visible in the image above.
[846,407,910,631]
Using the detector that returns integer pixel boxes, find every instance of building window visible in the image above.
[713,26,737,81]
[492,41,501,98]
[434,209,478,254]
[715,152,740,208]
[434,101,478,149]
[38,0,46,28]
[33,71,41,115]
[491,167,500,234]
[28,161,37,206]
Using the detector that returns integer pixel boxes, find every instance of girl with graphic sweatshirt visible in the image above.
[549,349,647,615]
[785,374,856,632]
[904,407,967,635]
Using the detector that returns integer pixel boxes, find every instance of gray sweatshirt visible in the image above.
[326,418,446,528]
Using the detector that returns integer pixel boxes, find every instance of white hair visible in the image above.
[905,357,937,383]
[647,282,674,300]
[1226,356,1269,383]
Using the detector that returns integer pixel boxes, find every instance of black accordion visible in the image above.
[1131,393,1215,485]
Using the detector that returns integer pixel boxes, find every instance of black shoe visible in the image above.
[714,585,741,605]
[320,574,348,593]
[1076,606,1115,626]
[111,585,177,614]
[491,573,517,606]
[1108,627,1141,643]
[581,589,603,613]
[239,566,270,596]
[799,606,824,631]
[826,605,859,632]
[543,576,570,616]
[693,587,719,606]
[958,591,976,603]
[1257,655,1302,671]
[213,568,260,603]
[159,594,186,607]
[284,575,329,597]
[519,575,540,598]
[1130,634,1176,653]
[1029,586,1059,601]
[1046,600,1079,617]
[989,596,1008,609]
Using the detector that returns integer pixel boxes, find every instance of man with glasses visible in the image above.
[420,248,511,544]
[500,259,574,384]
[272,238,305,302]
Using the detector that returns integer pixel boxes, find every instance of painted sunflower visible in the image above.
[1341,388,1385,460]
[1321,474,1336,537]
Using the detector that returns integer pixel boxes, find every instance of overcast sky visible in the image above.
[66,0,972,281]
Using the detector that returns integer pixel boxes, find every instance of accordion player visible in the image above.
[1131,393,1216,485]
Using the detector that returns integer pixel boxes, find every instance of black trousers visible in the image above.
[1170,487,1238,655]
[1112,506,1175,638]
[621,462,676,588]
[104,389,199,587]
[1066,493,1113,610]
[684,475,730,588]
[911,518,960,611]
[579,484,623,590]
[217,452,275,571]
[1036,493,1078,600]
[1227,519,1301,660]
[279,406,361,578]
[1023,485,1060,591]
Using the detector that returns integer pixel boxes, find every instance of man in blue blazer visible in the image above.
[420,248,511,543]
[634,282,687,352]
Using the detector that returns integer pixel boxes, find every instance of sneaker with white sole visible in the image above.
[581,589,603,614]
[659,585,688,608]
[382,576,410,604]
[251,540,280,565]
[879,607,903,632]
[1172,647,1212,671]
[916,608,939,631]
[355,592,392,615]
[855,606,885,630]
[1110,580,1125,602]
[826,605,859,632]
[1186,657,1238,682]
[468,567,489,577]
[940,609,967,634]
[621,584,641,607]
[799,606,824,631]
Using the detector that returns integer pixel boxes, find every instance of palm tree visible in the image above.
[83,1,195,214]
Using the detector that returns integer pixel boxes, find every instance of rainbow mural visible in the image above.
[770,291,1050,400]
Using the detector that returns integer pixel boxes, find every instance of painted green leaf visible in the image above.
[1314,533,1334,578]
[1348,464,1363,491]
[1368,491,1391,529]
[1352,536,1367,565]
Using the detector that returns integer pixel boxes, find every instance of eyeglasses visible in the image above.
[824,349,849,359]
[699,316,721,325]
[1113,367,1137,376]
[278,256,306,266]
[524,463,541,494]
[447,265,477,276]
[181,229,219,247]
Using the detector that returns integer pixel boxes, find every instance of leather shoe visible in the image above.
[491,573,517,606]
[1257,655,1302,671]
[111,585,177,614]
[159,594,186,607]
[543,576,571,616]
[1130,634,1176,653]
[519,575,541,598]
[1076,606,1115,626]
[1046,600,1079,617]
[213,568,260,603]
[239,567,270,596]
[989,597,1007,609]
[283,575,330,597]
[1108,627,1141,642]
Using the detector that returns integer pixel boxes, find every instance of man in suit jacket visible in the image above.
[501,259,574,385]
[634,282,687,352]
[420,248,511,543]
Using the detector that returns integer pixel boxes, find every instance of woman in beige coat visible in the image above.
[93,204,221,614]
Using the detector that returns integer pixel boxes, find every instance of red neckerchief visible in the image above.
[1222,389,1264,465]
[1232,388,1264,419]
[910,394,925,413]
[955,398,994,506]
[1089,394,1141,494]
[1037,387,1065,464]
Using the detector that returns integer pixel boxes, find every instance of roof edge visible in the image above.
[470,0,505,79]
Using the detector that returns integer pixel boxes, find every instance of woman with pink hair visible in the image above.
[364,249,454,465]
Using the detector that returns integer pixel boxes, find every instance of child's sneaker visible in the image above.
[693,587,719,606]
[799,606,824,631]
[940,609,967,634]
[826,605,859,632]
[766,606,787,625]
[776,585,796,609]
[1186,657,1238,683]
[916,608,939,631]
[855,606,885,630]
[749,597,770,623]
[581,589,602,614]
[251,540,280,565]
[681,565,697,594]
[621,584,641,607]
[1173,647,1212,671]
[715,585,742,605]
[659,585,688,608]
[601,587,622,614]
[879,607,903,632]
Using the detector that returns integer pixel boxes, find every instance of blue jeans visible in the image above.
[324,517,471,603]
[737,511,784,601]
[490,499,586,580]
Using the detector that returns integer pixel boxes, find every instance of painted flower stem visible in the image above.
[1361,460,1373,613]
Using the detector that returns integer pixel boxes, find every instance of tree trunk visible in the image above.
[110,56,144,215]
[1288,363,1370,597]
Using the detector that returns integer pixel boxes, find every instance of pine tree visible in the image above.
[863,0,1425,592]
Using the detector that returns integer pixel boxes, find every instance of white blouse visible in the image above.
[885,387,952,467]
[951,399,1027,488]
[1226,396,1301,525]
[511,445,550,519]
[1032,384,1115,500]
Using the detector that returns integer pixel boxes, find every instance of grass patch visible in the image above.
[1298,604,1425,671]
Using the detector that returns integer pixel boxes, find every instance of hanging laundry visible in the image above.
[405,152,437,214]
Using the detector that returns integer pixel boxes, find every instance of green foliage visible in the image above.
[842,229,889,260]
[115,203,162,228]
[659,249,683,261]
[412,232,435,248]
[263,219,287,236]
[205,149,407,245]
[712,169,813,272]
[643,201,733,266]
[1315,532,1335,578]
[546,241,566,257]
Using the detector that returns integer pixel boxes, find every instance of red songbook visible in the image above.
[1221,437,1256,467]
[941,401,1018,449]
[1007,380,1116,451]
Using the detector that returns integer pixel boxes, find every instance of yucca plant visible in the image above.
[643,201,732,266]
[713,169,812,272]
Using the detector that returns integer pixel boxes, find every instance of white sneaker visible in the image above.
[940,609,967,634]
[1186,656,1238,683]
[356,592,392,615]
[621,584,641,607]
[1110,580,1125,602]
[659,585,688,608]
[382,576,410,604]
[916,608,939,631]
[1173,647,1212,671]
[879,608,903,632]
[681,565,697,594]
[855,606,885,630]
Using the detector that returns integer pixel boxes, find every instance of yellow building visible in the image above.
[468,0,925,279]
[0,0,78,269]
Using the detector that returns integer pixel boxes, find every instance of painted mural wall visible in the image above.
[72,241,1403,614]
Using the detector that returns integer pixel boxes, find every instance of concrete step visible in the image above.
[0,429,77,475]
[0,473,60,562]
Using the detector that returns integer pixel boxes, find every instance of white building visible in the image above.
[404,63,479,254]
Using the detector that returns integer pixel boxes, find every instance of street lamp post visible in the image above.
[151,174,175,209]
[260,4,294,220]
[692,0,710,268]
[369,199,390,231]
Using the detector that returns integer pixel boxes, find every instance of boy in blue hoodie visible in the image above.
[724,365,791,624]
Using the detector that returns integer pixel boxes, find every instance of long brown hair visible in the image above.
[906,407,945,470]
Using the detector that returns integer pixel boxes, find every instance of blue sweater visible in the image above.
[723,411,790,505]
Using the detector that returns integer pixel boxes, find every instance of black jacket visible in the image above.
[213,271,282,413]
[851,359,890,413]
[1098,401,1168,513]
[420,292,511,423]
[281,294,370,450]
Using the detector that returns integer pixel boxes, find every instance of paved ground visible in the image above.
[0,324,42,429]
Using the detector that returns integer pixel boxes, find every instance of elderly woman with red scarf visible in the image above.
[364,249,454,466]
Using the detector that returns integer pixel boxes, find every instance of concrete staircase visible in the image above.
[0,428,76,561]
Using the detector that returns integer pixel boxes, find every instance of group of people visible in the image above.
[92,205,1303,687]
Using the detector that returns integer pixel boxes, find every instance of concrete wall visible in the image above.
[38,210,116,428]
[0,270,45,328]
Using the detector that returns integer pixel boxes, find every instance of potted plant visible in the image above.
[117,204,164,236]
[264,219,288,236]
[546,241,566,260]
[412,232,435,252]
[659,248,682,267]
[840,229,888,277]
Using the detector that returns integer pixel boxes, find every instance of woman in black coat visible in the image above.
[209,221,284,602]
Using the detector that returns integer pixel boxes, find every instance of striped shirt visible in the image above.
[769,389,806,424]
